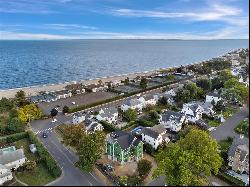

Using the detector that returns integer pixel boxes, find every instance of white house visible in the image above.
[164,88,177,97]
[52,90,72,99]
[120,98,143,112]
[96,107,119,124]
[181,102,204,123]
[0,165,12,185]
[84,118,103,134]
[65,83,85,94]
[72,112,93,124]
[84,84,107,92]
[143,94,158,106]
[195,101,215,116]
[0,146,26,185]
[205,92,222,104]
[141,125,170,150]
[159,110,186,132]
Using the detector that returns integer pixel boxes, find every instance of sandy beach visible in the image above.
[0,69,160,99]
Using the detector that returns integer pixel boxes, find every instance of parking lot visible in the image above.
[37,91,118,115]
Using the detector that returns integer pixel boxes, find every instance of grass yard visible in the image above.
[234,119,249,137]
[208,120,221,127]
[218,138,233,154]
[12,138,56,186]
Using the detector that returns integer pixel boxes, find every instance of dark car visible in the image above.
[42,132,48,138]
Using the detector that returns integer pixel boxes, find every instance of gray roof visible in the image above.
[143,94,155,101]
[84,118,95,128]
[161,110,183,122]
[207,92,221,97]
[99,107,118,118]
[141,125,166,139]
[109,131,141,150]
[228,135,249,161]
[0,149,25,165]
[123,98,141,107]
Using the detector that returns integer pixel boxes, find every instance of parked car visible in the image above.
[42,132,48,138]
[72,101,76,105]
[51,118,57,123]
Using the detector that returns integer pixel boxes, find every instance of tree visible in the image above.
[144,143,154,154]
[18,104,43,123]
[175,89,191,103]
[124,77,130,85]
[127,175,142,186]
[217,69,235,83]
[9,108,18,119]
[123,108,138,122]
[120,176,128,186]
[62,106,69,114]
[153,129,223,186]
[77,131,106,172]
[166,75,175,82]
[196,78,212,93]
[0,97,14,113]
[158,96,169,106]
[137,159,152,178]
[15,90,29,107]
[214,100,225,112]
[211,77,223,90]
[50,108,58,117]
[6,117,24,134]
[140,78,148,89]
[149,110,159,120]
[62,124,86,148]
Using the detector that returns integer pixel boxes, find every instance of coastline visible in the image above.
[0,48,239,99]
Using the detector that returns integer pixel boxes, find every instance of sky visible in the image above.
[0,0,249,40]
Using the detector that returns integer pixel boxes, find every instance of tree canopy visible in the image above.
[153,129,222,186]
[123,108,138,122]
[18,104,43,123]
[140,78,148,89]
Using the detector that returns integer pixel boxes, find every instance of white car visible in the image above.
[208,127,216,132]
[51,118,57,123]
[72,101,76,105]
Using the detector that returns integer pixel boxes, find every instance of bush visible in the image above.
[217,172,245,186]
[0,132,28,146]
[137,159,152,178]
[136,119,155,127]
[100,121,117,132]
[27,131,61,177]
[144,143,154,155]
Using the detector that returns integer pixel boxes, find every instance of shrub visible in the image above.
[144,143,154,155]
[137,159,152,178]
[100,121,117,132]
[0,132,28,147]
[27,131,61,177]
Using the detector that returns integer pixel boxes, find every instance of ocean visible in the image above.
[0,39,248,89]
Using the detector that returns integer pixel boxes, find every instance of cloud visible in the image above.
[45,24,97,30]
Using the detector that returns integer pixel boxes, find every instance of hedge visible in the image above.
[0,132,28,146]
[27,131,62,178]
[217,172,245,186]
[100,121,117,132]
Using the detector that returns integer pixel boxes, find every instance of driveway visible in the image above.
[211,108,249,141]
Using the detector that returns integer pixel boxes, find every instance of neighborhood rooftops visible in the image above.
[122,98,141,107]
[99,107,118,118]
[108,131,141,150]
[141,125,166,139]
[65,83,84,91]
[207,92,221,98]
[161,110,183,122]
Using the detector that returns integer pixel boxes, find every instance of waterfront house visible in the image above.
[65,83,85,94]
[52,90,72,99]
[159,110,186,132]
[181,102,203,122]
[84,84,107,92]
[120,98,143,112]
[72,112,93,124]
[83,118,103,134]
[206,92,222,104]
[106,131,143,165]
[228,135,249,174]
[96,107,119,124]
[141,125,170,150]
[0,165,12,185]
[0,146,26,170]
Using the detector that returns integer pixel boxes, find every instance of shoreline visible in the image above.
[0,48,241,99]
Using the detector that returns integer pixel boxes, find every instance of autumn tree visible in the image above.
[18,104,43,123]
[153,129,223,186]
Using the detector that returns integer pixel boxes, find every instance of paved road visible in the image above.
[147,176,166,186]
[211,107,249,141]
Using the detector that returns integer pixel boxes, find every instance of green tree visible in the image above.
[77,131,106,172]
[18,104,43,123]
[9,108,18,119]
[0,97,14,113]
[62,105,69,114]
[6,117,24,133]
[175,89,191,103]
[211,77,223,90]
[166,75,175,82]
[196,78,212,93]
[153,129,223,186]
[140,78,148,89]
[137,159,152,178]
[124,77,130,85]
[24,160,37,171]
[149,110,159,120]
[214,100,225,112]
[15,90,29,107]
[62,124,86,148]
[123,108,138,122]
[50,108,58,117]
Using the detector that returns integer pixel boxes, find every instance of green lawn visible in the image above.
[12,138,56,186]
[208,120,221,127]
[218,138,233,154]
[234,119,249,137]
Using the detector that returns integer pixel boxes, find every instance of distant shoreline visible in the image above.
[0,48,245,99]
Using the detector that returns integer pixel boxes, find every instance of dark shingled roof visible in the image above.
[110,131,141,150]
[141,125,166,139]
[161,110,183,122]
